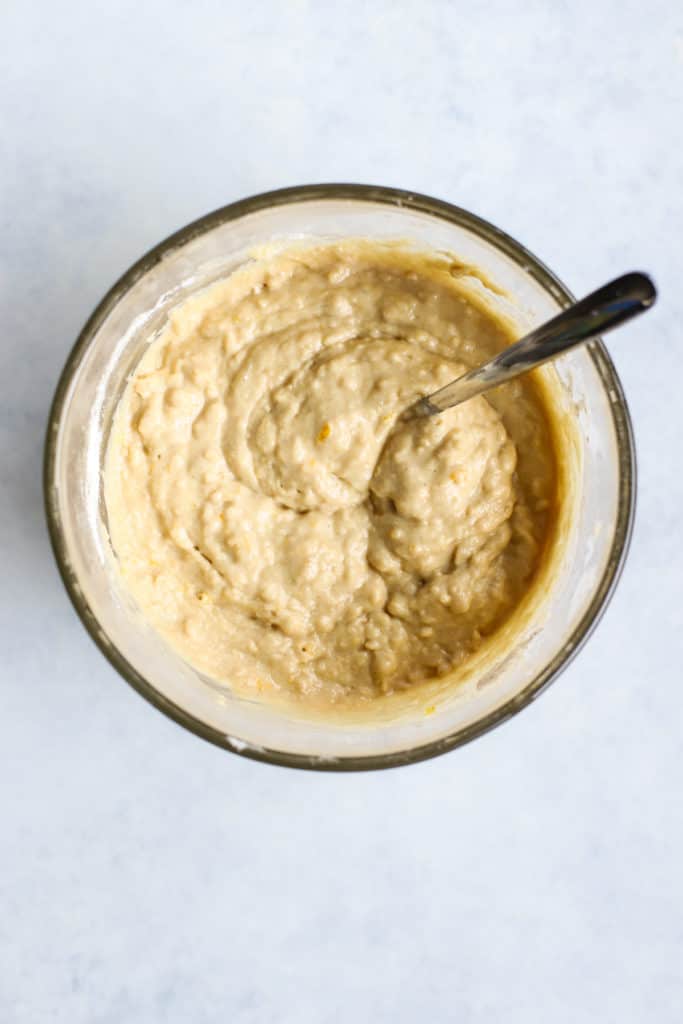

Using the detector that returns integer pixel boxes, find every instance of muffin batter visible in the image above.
[105,242,557,704]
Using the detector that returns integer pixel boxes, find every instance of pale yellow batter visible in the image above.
[105,242,557,705]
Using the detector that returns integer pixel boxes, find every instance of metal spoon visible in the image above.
[406,272,656,419]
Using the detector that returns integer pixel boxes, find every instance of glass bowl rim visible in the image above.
[43,183,636,772]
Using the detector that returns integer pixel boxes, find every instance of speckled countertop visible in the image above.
[2,2,682,1020]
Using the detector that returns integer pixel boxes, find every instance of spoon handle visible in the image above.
[412,271,656,417]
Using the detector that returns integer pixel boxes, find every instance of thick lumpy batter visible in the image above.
[105,242,557,705]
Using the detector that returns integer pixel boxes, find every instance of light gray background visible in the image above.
[2,2,682,1021]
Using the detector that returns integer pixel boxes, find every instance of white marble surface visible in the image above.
[2,1,682,1020]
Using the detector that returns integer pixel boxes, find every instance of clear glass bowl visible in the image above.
[44,185,635,770]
